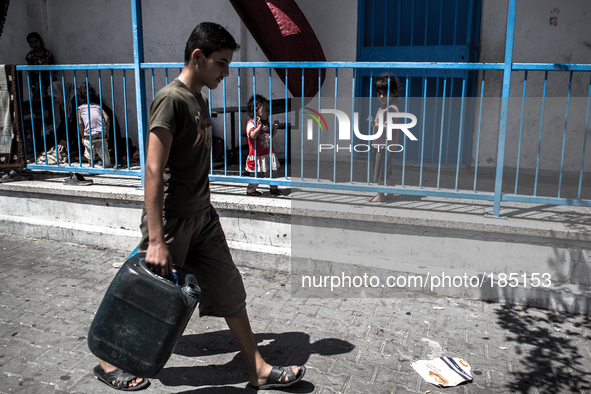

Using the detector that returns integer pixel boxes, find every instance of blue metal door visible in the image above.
[356,0,482,166]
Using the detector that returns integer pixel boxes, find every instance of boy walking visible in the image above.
[93,22,305,391]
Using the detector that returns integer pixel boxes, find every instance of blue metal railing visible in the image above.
[15,65,141,178]
[15,59,591,212]
[12,0,591,215]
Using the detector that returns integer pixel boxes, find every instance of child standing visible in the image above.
[367,73,399,203]
[245,94,283,196]
[77,83,112,168]
[25,32,54,99]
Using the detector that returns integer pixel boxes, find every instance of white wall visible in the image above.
[476,0,591,176]
[4,0,589,178]
[0,0,39,64]
[0,0,357,152]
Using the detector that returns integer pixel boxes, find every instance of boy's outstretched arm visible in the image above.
[144,127,175,277]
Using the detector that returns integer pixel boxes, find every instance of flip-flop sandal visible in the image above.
[0,170,33,183]
[246,190,263,196]
[269,189,284,196]
[93,365,150,391]
[63,173,93,186]
[253,365,306,390]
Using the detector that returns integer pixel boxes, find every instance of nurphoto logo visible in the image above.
[302,107,418,153]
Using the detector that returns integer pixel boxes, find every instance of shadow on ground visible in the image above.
[156,330,354,390]
[495,304,591,393]
[175,381,316,393]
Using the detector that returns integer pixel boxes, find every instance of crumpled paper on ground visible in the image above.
[411,357,473,387]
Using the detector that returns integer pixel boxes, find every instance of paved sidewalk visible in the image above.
[1,233,591,394]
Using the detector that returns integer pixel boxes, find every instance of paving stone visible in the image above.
[303,353,336,374]
[418,380,467,393]
[293,313,334,331]
[393,386,419,394]
[317,306,356,322]
[351,314,392,332]
[2,234,591,393]
[33,363,78,391]
[67,370,120,393]
[374,365,420,389]
[0,293,27,310]
[0,355,27,376]
[267,320,303,334]
[345,377,394,394]
[447,316,486,333]
[445,338,486,359]
[50,307,92,324]
[270,288,299,302]
[258,307,299,325]
[377,329,408,346]
[389,315,413,330]
[328,320,371,340]
[4,338,49,362]
[306,298,346,310]
[40,317,83,337]
[427,326,467,343]
[465,356,506,376]
[381,341,424,362]
[33,347,82,371]
[0,307,27,325]
[303,367,349,393]
[0,373,44,393]
[280,301,322,318]
[331,359,375,382]
[488,369,522,391]
[248,317,273,334]
[18,299,58,317]
[333,298,363,311]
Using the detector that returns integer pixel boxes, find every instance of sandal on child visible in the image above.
[246,190,263,196]
[269,188,284,196]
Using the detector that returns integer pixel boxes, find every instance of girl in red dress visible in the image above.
[245,94,283,196]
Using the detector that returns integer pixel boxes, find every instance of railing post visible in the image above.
[489,0,516,218]
[131,0,147,187]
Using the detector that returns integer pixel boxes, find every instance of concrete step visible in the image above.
[1,172,590,313]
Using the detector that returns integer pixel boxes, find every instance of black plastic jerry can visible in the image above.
[87,252,201,377]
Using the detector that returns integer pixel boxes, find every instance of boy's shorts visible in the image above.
[138,205,246,318]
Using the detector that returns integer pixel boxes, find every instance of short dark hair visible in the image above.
[77,83,100,105]
[26,32,44,48]
[184,22,239,64]
[247,94,269,119]
[374,73,399,97]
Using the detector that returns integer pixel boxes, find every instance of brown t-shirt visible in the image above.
[148,79,212,218]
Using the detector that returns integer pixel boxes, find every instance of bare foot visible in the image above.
[366,193,386,202]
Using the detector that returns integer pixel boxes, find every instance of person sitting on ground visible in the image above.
[47,80,76,153]
[101,103,137,166]
[92,22,305,391]
[244,94,284,196]
[76,83,112,168]
[32,80,76,166]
